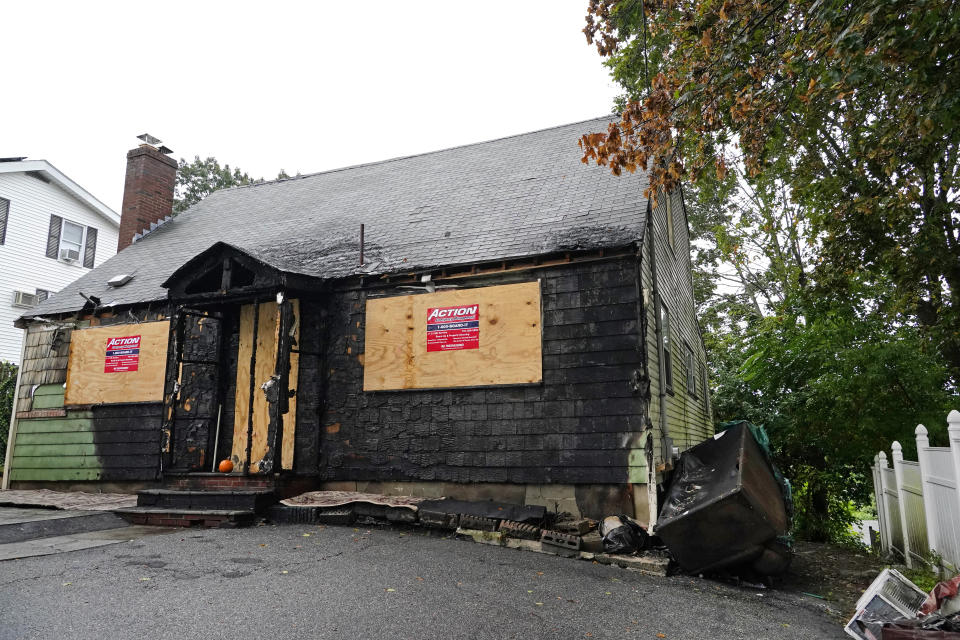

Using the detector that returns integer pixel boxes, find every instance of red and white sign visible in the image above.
[426,304,479,352]
[104,335,141,373]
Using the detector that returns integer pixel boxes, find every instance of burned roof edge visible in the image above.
[15,238,645,327]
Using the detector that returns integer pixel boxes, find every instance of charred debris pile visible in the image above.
[268,422,794,580]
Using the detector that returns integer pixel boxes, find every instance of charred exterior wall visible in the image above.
[9,310,168,486]
[292,299,324,472]
[319,256,648,487]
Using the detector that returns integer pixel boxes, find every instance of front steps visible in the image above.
[114,473,319,529]
[135,489,275,511]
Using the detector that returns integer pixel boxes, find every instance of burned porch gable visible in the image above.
[161,243,321,476]
[162,241,284,302]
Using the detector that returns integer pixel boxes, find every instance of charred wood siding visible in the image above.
[292,299,324,472]
[212,313,241,465]
[91,403,162,480]
[319,257,647,485]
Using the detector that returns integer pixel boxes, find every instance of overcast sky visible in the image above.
[2,1,619,213]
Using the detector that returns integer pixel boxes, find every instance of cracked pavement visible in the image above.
[0,523,846,639]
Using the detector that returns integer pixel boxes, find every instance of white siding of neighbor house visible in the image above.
[0,172,118,363]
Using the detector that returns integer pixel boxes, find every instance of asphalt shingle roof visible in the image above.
[24,116,649,319]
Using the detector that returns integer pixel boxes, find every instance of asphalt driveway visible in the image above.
[0,522,844,639]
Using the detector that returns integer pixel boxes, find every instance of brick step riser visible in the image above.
[162,476,318,498]
[118,512,255,529]
[164,477,276,492]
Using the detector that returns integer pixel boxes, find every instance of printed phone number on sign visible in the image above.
[426,304,479,352]
[104,335,141,373]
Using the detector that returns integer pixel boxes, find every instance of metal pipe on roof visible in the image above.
[359,224,365,266]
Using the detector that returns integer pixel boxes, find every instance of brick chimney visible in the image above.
[118,142,177,251]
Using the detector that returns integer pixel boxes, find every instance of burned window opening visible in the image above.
[185,264,224,295]
[231,261,256,288]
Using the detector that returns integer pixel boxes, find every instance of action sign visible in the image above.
[426,304,479,352]
[104,335,141,373]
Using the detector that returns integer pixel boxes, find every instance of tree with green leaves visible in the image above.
[686,168,956,541]
[0,361,17,470]
[173,159,296,214]
[581,0,960,380]
[174,156,257,214]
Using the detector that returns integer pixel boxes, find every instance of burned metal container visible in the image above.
[655,423,790,574]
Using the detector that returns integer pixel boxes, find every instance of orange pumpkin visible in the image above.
[218,459,234,473]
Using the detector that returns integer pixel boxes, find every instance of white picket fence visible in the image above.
[872,409,960,570]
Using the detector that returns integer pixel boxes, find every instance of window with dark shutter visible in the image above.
[685,343,697,398]
[701,363,710,413]
[46,214,62,259]
[0,197,9,245]
[83,227,97,268]
[660,302,673,392]
[36,289,50,302]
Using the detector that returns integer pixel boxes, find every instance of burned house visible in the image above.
[1,119,712,524]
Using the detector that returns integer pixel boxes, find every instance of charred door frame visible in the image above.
[161,294,299,476]
[161,243,325,476]
[161,307,226,473]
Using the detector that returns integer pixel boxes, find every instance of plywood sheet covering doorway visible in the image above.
[363,281,542,391]
[64,321,170,406]
[230,300,300,472]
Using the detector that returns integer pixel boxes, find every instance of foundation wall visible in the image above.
[320,480,642,520]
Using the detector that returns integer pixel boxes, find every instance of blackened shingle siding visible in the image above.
[318,257,648,485]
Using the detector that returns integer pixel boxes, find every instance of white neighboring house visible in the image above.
[0,158,120,363]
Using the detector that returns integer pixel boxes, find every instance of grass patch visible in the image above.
[902,565,939,593]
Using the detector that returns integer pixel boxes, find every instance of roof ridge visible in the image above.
[229,115,616,192]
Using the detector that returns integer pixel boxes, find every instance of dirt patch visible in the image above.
[779,540,886,620]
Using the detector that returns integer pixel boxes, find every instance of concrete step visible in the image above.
[0,508,129,545]
[114,507,256,529]
[136,489,275,512]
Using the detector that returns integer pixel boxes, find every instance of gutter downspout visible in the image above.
[2,333,28,490]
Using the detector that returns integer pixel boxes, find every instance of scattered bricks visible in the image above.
[460,514,499,532]
[498,520,540,540]
[554,518,595,536]
[540,530,581,558]
[268,505,317,524]
[316,507,356,525]
[419,509,460,530]
[586,553,669,577]
[455,527,504,546]
[504,538,545,554]
[354,503,417,524]
[580,531,604,553]
[384,508,417,524]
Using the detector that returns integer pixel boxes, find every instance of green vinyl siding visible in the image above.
[8,384,102,482]
[643,189,713,462]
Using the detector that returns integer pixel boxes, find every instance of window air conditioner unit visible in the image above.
[12,291,38,308]
[59,247,80,262]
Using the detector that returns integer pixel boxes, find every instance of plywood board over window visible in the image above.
[64,321,170,405]
[363,281,542,391]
